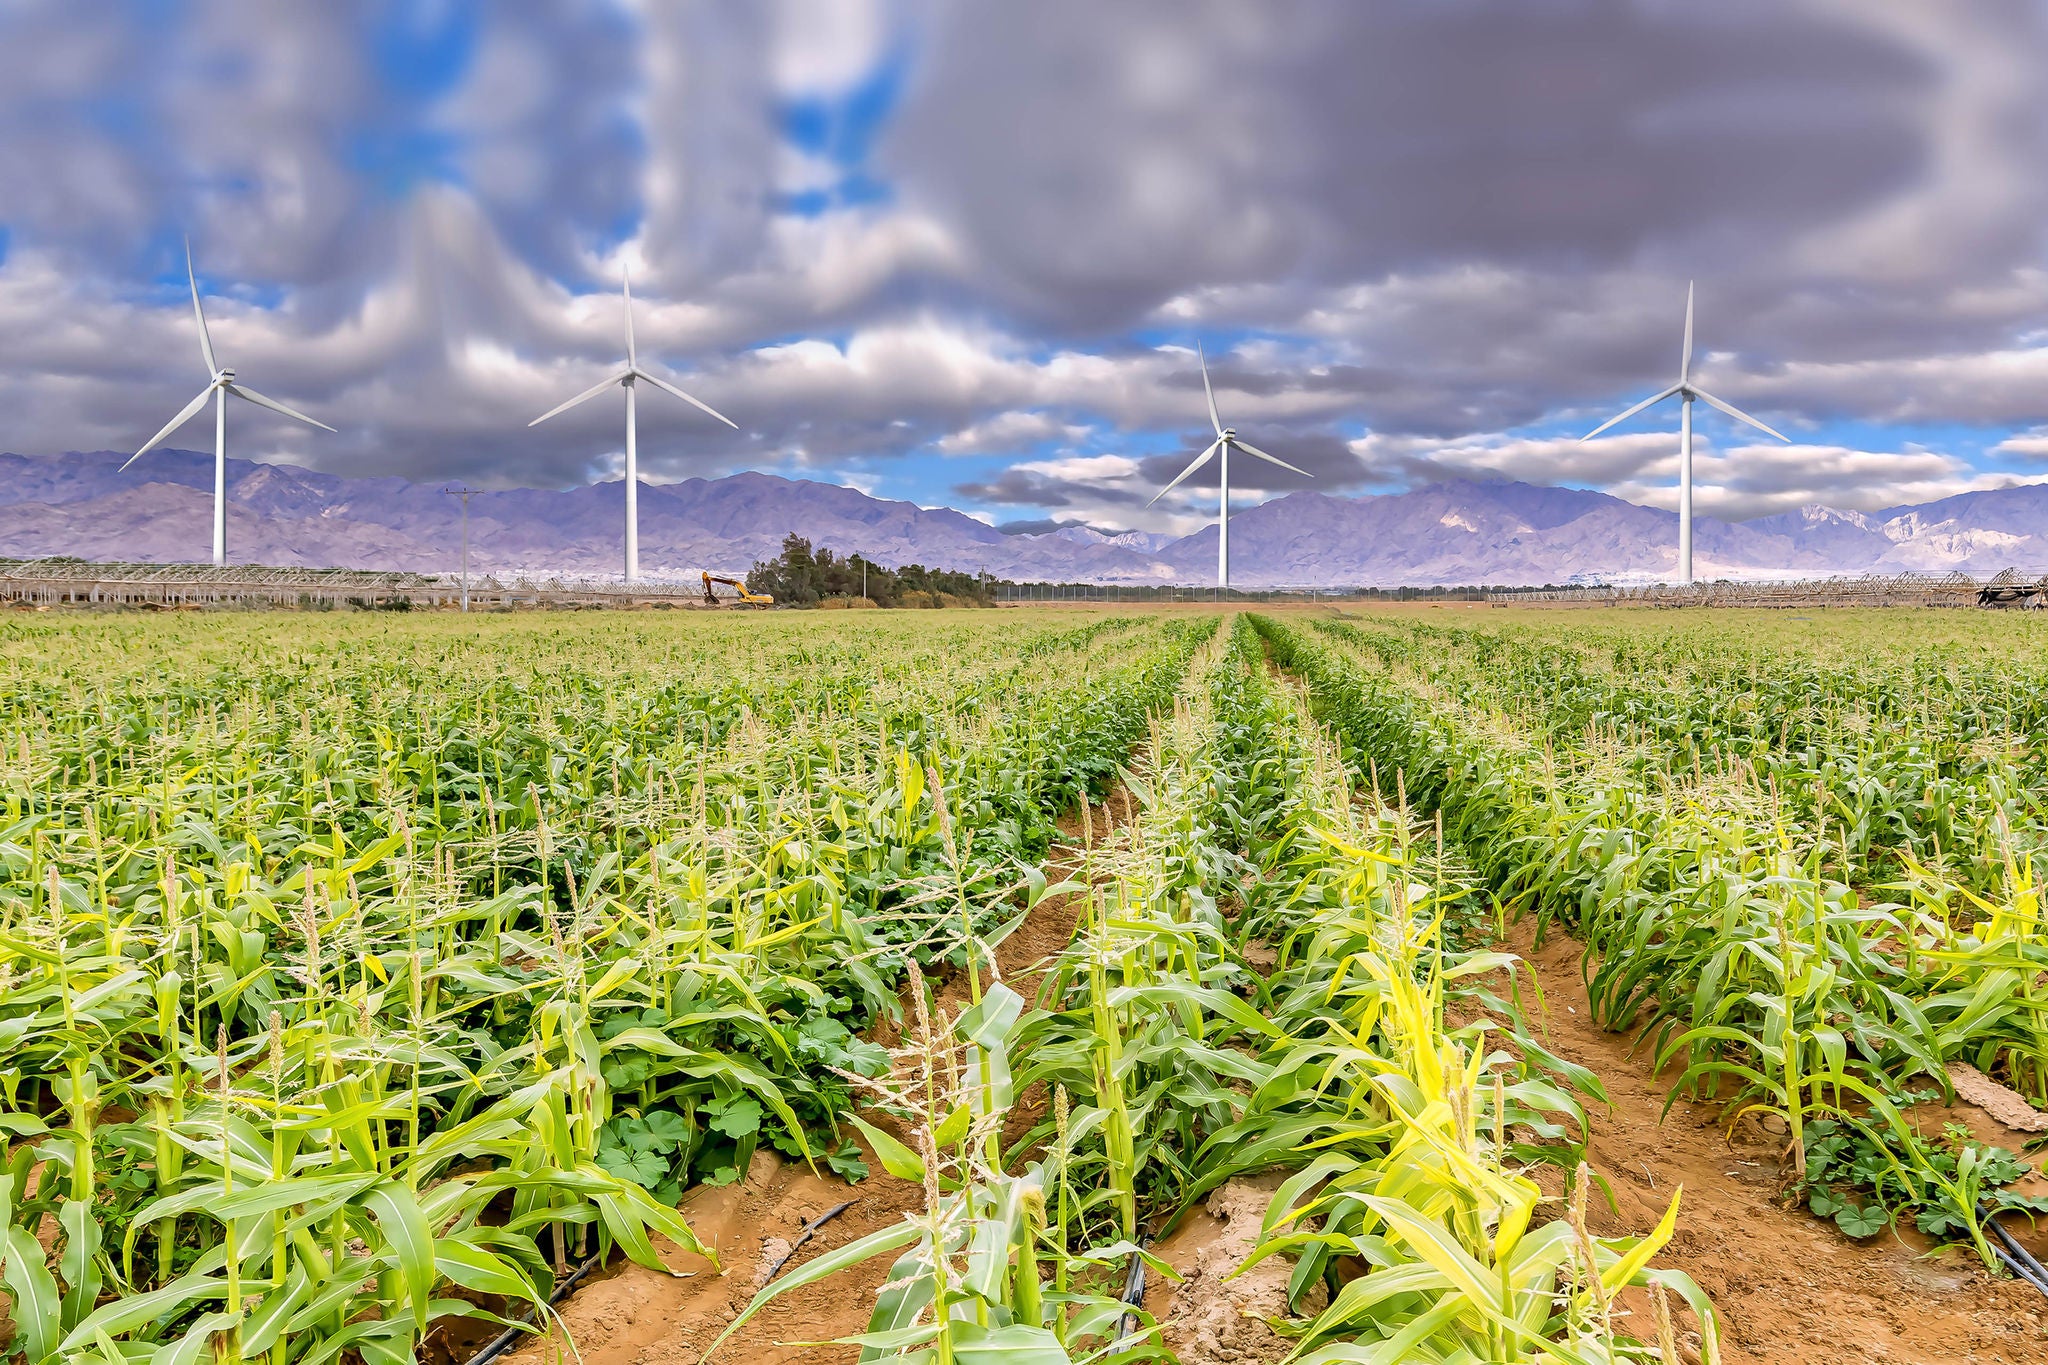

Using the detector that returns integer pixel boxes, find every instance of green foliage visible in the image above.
[1796,1118,2048,1244]
[1251,607,2048,1274]
[0,610,1207,1363]
[746,532,994,607]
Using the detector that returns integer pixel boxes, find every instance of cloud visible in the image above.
[1347,430,1677,490]
[1015,453,1140,482]
[1613,443,2026,519]
[1338,429,2027,521]
[3,0,2048,532]
[1736,343,2048,427]
[1993,429,2048,461]
[881,2,2039,331]
[933,410,1093,455]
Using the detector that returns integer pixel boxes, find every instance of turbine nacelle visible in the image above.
[124,239,335,566]
[1144,342,1313,592]
[528,269,738,583]
[1577,282,1789,586]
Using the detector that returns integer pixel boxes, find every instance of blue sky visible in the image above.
[4,1,2048,533]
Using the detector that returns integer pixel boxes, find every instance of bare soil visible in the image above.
[496,785,1136,1365]
[1506,919,2048,1365]
[1143,1174,1326,1365]
[491,776,2048,1365]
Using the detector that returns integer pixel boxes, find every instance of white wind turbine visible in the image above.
[125,240,336,567]
[529,272,737,583]
[1148,343,1310,593]
[1580,283,1788,585]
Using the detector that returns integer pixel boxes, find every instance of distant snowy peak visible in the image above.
[1794,503,1876,531]
[1876,518,2029,564]
[1049,524,1175,552]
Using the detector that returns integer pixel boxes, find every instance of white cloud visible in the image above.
[1347,430,1675,489]
[1340,429,2032,521]
[770,0,890,94]
[1611,442,2028,519]
[1016,453,1141,482]
[1993,429,2048,460]
[934,410,1093,455]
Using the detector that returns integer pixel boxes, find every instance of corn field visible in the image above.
[3,605,2042,1365]
[1258,609,2048,1272]
[0,611,1198,1363]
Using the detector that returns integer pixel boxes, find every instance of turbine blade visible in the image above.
[529,370,629,426]
[1231,438,1312,479]
[1197,341,1222,436]
[1681,280,1694,382]
[1579,382,1683,441]
[125,382,218,469]
[1692,387,1790,442]
[225,382,336,432]
[187,238,217,377]
[623,270,636,369]
[633,367,738,428]
[1146,439,1221,507]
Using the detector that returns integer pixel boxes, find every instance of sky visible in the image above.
[5,0,2048,537]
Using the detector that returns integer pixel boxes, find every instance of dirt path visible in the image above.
[496,785,1135,1365]
[1507,920,2048,1364]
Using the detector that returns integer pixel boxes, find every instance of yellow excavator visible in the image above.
[702,572,775,607]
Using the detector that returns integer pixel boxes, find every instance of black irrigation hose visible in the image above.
[460,1250,606,1365]
[1117,1233,1152,1342]
[1993,1245,2048,1296]
[1983,1206,2048,1299]
[759,1199,857,1284]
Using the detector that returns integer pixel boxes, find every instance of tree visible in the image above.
[745,537,990,607]
[747,533,822,604]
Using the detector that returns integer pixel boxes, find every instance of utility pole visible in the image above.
[442,487,480,611]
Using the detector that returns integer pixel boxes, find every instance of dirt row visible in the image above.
[498,787,1137,1365]
[1506,921,2048,1365]
[497,798,2048,1365]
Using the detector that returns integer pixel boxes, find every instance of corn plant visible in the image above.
[1255,610,2048,1271]
[0,611,1210,1362]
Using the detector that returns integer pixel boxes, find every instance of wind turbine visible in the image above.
[529,272,737,583]
[1580,283,1789,585]
[126,240,336,567]
[1148,343,1310,593]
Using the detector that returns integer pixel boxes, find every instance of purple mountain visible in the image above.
[0,450,2041,586]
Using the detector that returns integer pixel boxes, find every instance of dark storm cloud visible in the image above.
[883,1,1948,333]
[1132,429,1363,495]
[955,467,1103,509]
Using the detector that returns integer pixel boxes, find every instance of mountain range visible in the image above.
[1,449,2043,587]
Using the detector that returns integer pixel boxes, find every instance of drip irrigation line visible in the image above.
[1117,1232,1152,1342]
[1983,1206,2048,1299]
[459,1250,605,1365]
[1994,1245,2048,1296]
[460,1199,859,1365]
[760,1199,858,1284]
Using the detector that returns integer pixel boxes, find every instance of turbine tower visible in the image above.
[126,241,336,567]
[529,272,737,583]
[1580,283,1789,585]
[1148,343,1310,593]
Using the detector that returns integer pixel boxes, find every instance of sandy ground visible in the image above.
[1504,919,2048,1365]
[490,786,1133,1365]
[479,788,2048,1365]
